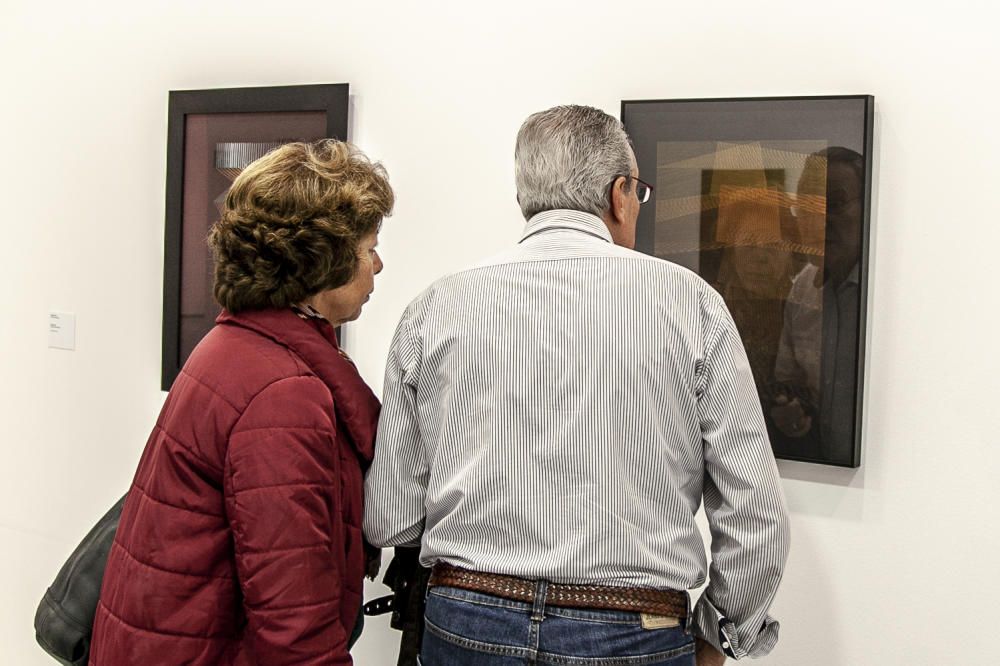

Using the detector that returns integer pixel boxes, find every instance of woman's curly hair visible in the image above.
[208,139,394,313]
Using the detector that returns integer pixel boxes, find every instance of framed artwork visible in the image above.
[622,96,874,467]
[161,83,349,390]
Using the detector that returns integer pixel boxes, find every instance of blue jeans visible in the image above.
[420,583,695,665]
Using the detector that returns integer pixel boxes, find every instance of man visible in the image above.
[771,147,865,466]
[365,105,790,665]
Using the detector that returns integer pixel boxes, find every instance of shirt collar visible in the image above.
[520,209,613,244]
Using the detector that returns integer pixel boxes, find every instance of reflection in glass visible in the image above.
[772,148,865,464]
[179,112,326,365]
[213,142,290,212]
[651,140,863,465]
[623,96,872,466]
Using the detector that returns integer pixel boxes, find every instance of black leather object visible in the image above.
[378,547,431,666]
[34,495,125,665]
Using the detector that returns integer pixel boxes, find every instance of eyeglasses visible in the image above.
[611,174,654,204]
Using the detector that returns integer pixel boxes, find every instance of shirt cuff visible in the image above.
[690,594,780,659]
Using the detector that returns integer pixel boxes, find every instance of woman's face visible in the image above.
[304,231,383,326]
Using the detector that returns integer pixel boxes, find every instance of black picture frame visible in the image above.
[162,83,349,391]
[622,95,874,467]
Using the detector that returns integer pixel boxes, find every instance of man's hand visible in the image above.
[695,638,727,666]
[364,541,382,580]
[770,394,811,438]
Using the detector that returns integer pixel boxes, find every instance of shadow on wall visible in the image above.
[777,460,867,522]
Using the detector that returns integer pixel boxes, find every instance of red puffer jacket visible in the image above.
[89,308,379,665]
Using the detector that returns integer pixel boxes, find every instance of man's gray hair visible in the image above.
[514,105,635,220]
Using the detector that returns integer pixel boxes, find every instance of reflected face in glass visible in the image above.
[304,231,383,326]
[729,243,791,296]
[716,198,793,298]
[825,161,863,283]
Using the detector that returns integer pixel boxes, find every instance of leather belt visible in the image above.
[429,562,687,618]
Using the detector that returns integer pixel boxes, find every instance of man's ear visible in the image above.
[608,175,627,225]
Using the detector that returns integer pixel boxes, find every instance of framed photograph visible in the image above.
[622,96,874,467]
[162,83,349,390]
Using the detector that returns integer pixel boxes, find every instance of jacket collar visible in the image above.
[520,209,614,244]
[215,308,380,464]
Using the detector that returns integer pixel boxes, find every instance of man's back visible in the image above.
[370,210,727,586]
[366,210,788,659]
[366,104,787,664]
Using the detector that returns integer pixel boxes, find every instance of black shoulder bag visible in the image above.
[34,495,125,665]
[34,494,375,663]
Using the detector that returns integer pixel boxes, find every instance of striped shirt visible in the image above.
[364,210,790,659]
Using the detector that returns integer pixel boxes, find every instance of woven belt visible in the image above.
[429,562,687,618]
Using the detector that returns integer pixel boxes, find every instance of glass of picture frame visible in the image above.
[161,83,349,390]
[622,95,874,467]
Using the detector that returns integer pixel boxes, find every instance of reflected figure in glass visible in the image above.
[771,147,865,464]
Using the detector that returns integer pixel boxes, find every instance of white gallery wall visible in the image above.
[2,1,998,664]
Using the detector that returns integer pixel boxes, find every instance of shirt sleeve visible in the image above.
[363,303,429,548]
[691,290,791,659]
[226,376,352,666]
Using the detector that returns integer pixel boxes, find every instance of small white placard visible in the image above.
[49,311,76,350]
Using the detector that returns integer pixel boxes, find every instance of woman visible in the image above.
[89,140,393,665]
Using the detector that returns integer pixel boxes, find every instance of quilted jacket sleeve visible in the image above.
[225,375,351,665]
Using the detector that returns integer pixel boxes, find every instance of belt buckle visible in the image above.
[640,613,680,629]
